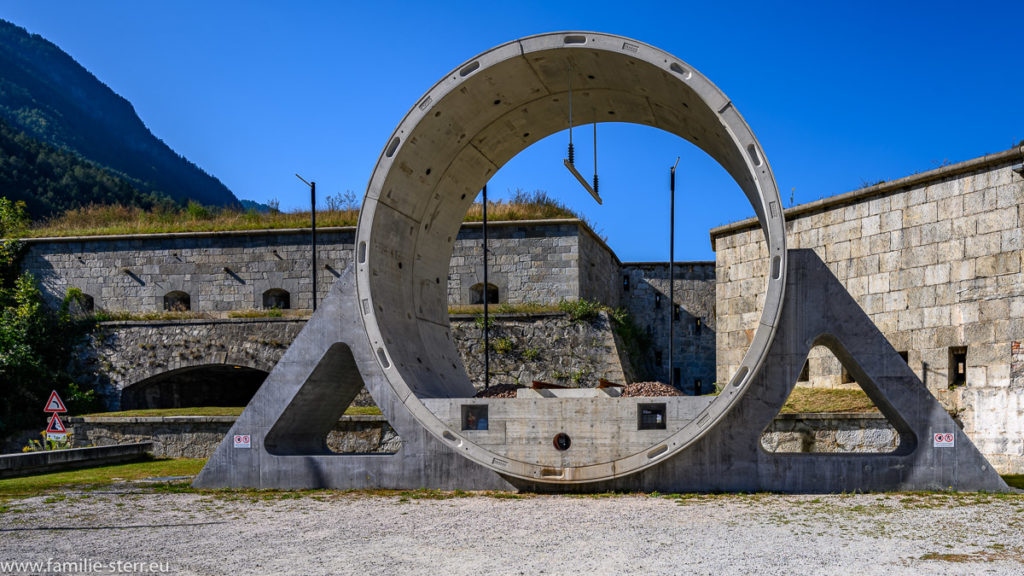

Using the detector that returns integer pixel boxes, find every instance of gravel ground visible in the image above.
[1,487,1023,575]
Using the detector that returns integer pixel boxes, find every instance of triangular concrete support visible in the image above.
[193,265,512,490]
[511,249,1008,492]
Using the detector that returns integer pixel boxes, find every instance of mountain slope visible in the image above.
[0,19,238,216]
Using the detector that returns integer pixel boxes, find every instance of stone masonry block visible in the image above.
[924,264,950,286]
[868,273,889,294]
[964,232,1002,258]
[937,196,963,221]
[977,207,1018,235]
[976,253,1020,277]
[903,245,938,268]
[880,210,903,232]
[904,202,937,226]
[861,214,881,236]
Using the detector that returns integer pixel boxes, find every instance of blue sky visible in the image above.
[3,1,1022,261]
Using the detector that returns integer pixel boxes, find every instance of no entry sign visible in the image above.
[233,434,251,448]
[933,432,955,448]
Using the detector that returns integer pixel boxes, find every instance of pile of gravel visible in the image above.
[474,384,524,398]
[471,382,684,398]
[621,381,684,397]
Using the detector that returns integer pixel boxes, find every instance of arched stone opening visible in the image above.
[121,364,268,410]
[469,283,499,305]
[262,288,291,310]
[163,290,191,312]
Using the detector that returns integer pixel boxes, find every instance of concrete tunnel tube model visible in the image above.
[354,32,787,483]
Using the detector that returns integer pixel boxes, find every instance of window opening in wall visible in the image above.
[673,304,680,321]
[637,403,667,430]
[672,367,680,388]
[623,275,630,291]
[898,351,909,363]
[694,378,702,395]
[461,404,489,430]
[797,360,809,382]
[470,283,499,305]
[262,288,291,310]
[840,365,855,384]
[694,317,702,334]
[654,293,661,308]
[949,346,967,388]
[163,291,191,312]
[655,350,663,367]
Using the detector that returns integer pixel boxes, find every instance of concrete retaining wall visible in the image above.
[0,442,152,478]
[451,310,632,389]
[761,413,899,453]
[68,416,398,459]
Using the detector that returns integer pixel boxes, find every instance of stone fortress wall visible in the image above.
[22,219,716,391]
[711,145,1024,472]
[21,228,357,314]
[620,262,717,391]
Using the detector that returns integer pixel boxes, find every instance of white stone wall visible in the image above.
[21,229,356,313]
[712,150,1024,472]
[621,263,717,389]
[446,221,582,306]
[578,228,622,308]
[21,221,598,314]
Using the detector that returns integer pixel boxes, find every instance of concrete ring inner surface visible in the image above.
[355,32,787,483]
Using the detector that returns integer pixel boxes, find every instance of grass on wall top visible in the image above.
[23,190,585,238]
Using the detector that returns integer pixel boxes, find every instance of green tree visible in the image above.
[0,195,99,438]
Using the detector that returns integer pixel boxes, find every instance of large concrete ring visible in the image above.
[355,32,786,483]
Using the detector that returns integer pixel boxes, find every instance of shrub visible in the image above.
[492,337,514,354]
[558,298,603,323]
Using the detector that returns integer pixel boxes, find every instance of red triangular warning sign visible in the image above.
[46,413,67,434]
[44,390,67,413]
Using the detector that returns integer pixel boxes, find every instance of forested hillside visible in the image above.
[0,118,172,216]
[0,19,238,218]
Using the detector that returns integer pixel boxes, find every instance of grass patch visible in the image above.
[0,458,206,496]
[79,406,245,418]
[462,190,583,224]
[226,309,284,319]
[78,405,382,418]
[780,387,879,414]
[344,406,384,416]
[91,310,215,322]
[27,204,361,238]
[448,302,561,316]
[85,309,309,322]
[1002,475,1024,490]
[26,190,589,238]
[558,298,604,323]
